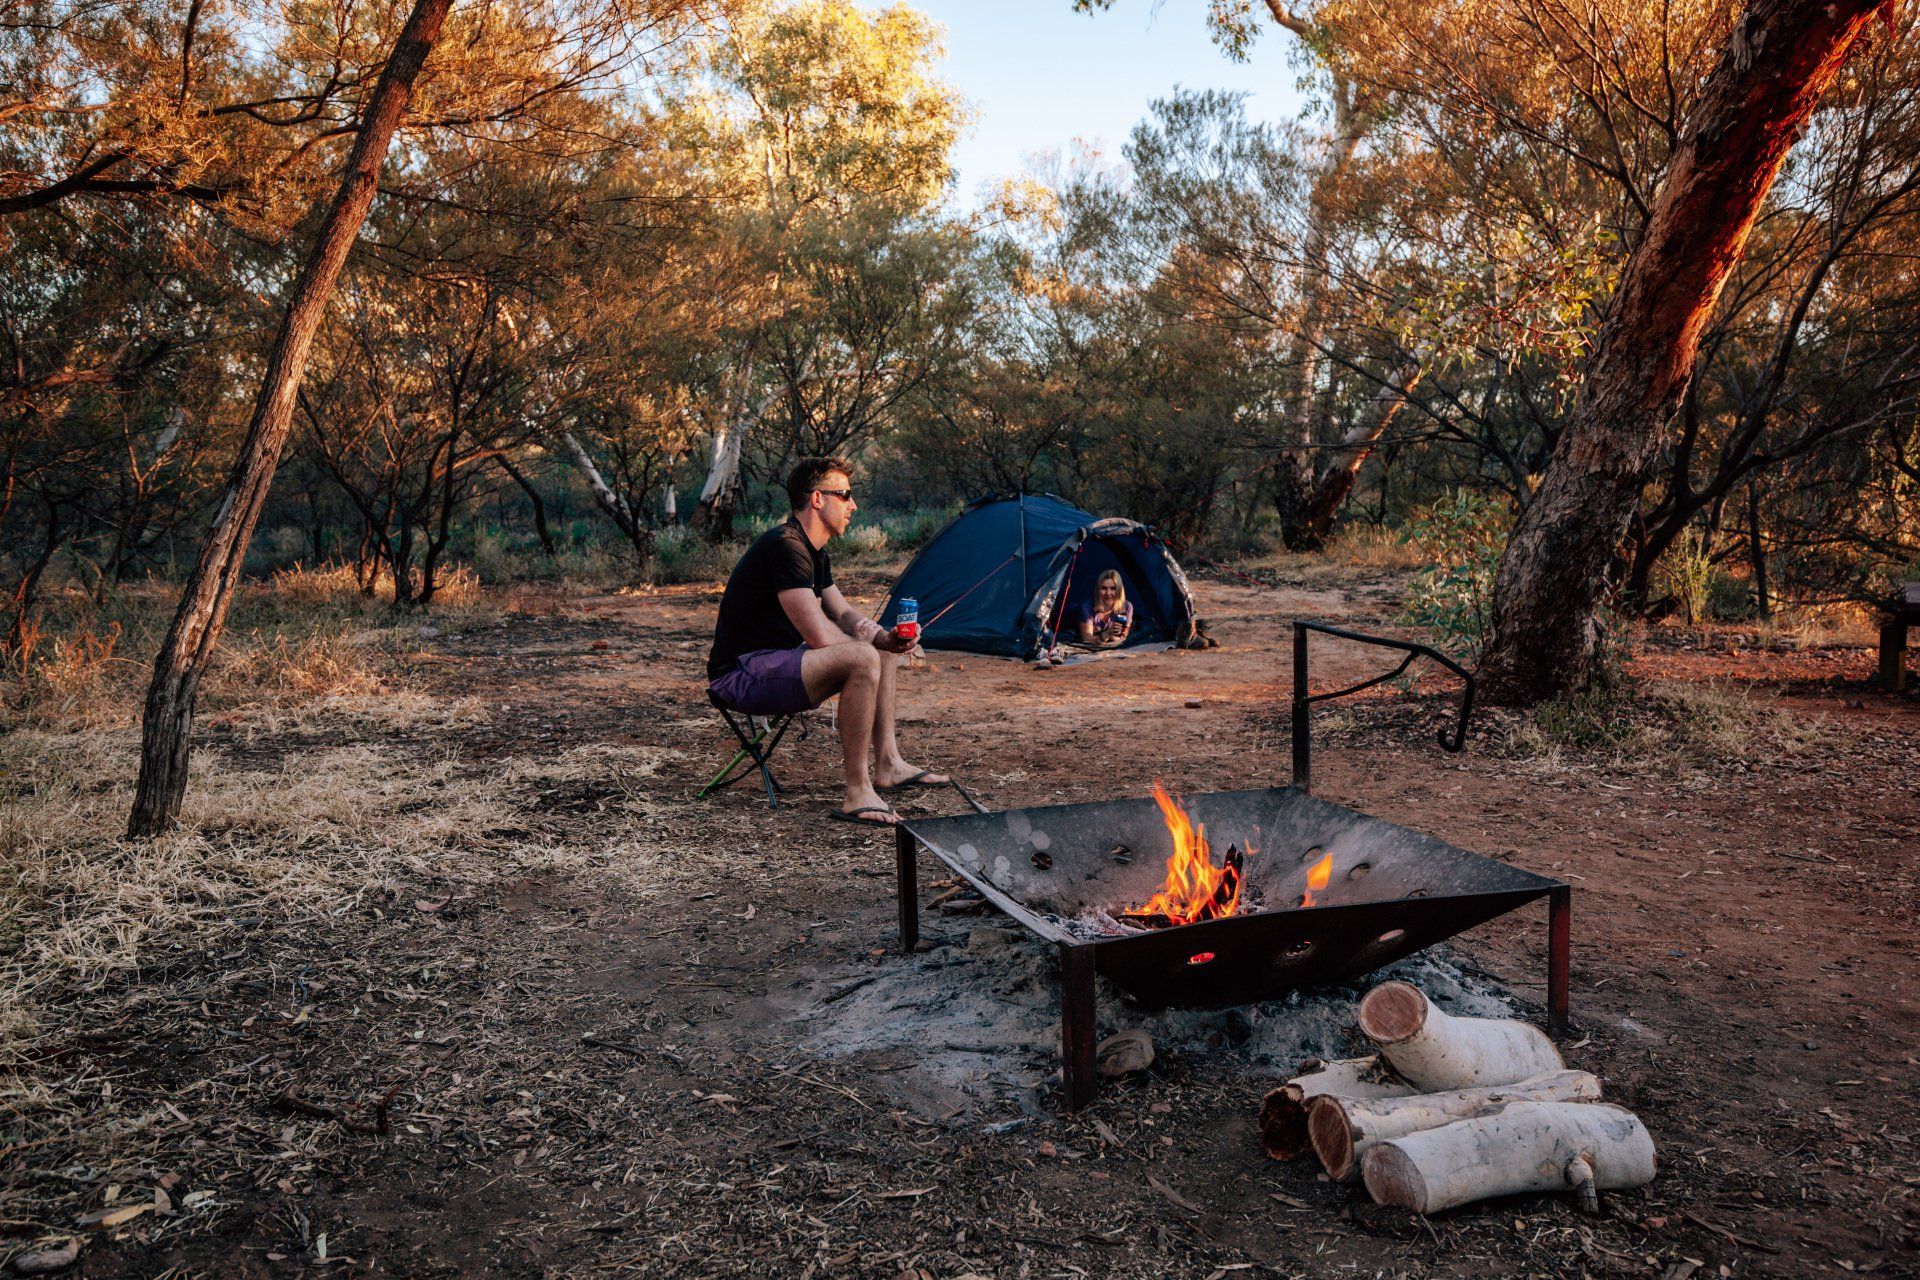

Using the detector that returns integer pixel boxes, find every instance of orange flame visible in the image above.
[1125,781,1254,927]
[1300,850,1334,908]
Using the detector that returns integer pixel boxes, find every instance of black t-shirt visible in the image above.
[707,518,833,679]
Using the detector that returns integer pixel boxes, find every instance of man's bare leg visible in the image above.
[801,644,892,820]
[871,651,949,789]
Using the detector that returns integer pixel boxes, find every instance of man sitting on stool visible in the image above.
[706,456,949,827]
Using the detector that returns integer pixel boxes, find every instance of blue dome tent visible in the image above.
[878,493,1203,660]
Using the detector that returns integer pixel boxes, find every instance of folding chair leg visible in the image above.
[702,707,795,809]
[753,714,797,809]
[700,744,754,799]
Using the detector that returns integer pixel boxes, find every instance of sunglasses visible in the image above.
[813,488,854,502]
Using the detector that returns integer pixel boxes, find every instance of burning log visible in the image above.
[1361,1101,1656,1214]
[1120,843,1244,931]
[1258,1055,1415,1161]
[1121,785,1253,929]
[1357,981,1563,1090]
[1307,1070,1603,1182]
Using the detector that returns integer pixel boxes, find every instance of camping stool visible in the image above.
[700,690,804,809]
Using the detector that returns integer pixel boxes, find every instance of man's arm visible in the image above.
[821,584,913,653]
[779,587,851,649]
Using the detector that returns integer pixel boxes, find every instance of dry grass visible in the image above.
[0,732,518,1061]
[1235,526,1429,582]
[1323,524,1431,570]
[1498,678,1832,774]
[2,566,506,734]
[0,567,517,1064]
[267,560,488,610]
[1745,604,1878,650]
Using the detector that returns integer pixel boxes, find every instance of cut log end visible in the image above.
[1361,1143,1427,1211]
[1258,1085,1312,1161]
[1307,1096,1357,1181]
[1258,1056,1417,1162]
[1357,980,1427,1045]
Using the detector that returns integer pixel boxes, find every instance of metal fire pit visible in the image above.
[892,622,1571,1110]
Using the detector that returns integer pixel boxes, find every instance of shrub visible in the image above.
[649,526,738,584]
[1706,566,1755,621]
[840,524,890,557]
[873,505,959,552]
[1400,490,1511,659]
[1653,527,1713,624]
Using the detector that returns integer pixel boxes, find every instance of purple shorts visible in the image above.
[710,645,814,716]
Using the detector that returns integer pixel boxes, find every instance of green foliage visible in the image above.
[649,527,740,585]
[1653,527,1713,624]
[1706,566,1755,622]
[1400,490,1511,660]
[871,505,958,552]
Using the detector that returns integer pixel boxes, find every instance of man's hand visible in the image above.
[875,627,916,654]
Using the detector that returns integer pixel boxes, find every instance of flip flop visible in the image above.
[827,804,899,827]
[877,769,952,792]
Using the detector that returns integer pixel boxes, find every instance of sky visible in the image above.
[907,1,1311,206]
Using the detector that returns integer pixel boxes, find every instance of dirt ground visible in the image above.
[12,564,1920,1279]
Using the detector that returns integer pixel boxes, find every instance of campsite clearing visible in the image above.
[7,564,1917,1279]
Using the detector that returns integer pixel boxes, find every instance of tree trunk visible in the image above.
[5,497,62,659]
[1295,365,1420,548]
[1357,981,1564,1089]
[498,454,556,557]
[127,0,452,837]
[1273,71,1368,551]
[1476,0,1886,704]
[692,415,746,540]
[692,360,762,540]
[1361,1101,1657,1214]
[1308,1070,1603,1182]
[1748,481,1770,619]
[558,430,650,560]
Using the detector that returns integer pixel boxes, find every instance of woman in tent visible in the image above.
[1065,570,1133,649]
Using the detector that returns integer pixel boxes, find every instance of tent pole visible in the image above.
[1017,492,1028,600]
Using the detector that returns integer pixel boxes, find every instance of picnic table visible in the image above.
[1880,582,1920,692]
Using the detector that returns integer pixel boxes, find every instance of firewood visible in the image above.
[1257,1055,1415,1161]
[1357,981,1563,1089]
[1096,1029,1154,1078]
[1361,1101,1656,1214]
[1307,1069,1603,1182]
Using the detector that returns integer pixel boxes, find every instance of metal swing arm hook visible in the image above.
[1289,620,1478,794]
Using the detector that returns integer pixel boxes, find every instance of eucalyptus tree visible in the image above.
[116,0,707,834]
[669,0,967,535]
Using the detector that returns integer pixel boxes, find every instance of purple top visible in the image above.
[1065,600,1132,643]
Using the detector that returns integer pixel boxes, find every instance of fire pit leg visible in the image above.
[895,824,919,954]
[1548,885,1571,1034]
[1058,943,1098,1111]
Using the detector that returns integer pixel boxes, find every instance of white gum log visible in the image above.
[1362,1101,1656,1215]
[1308,1070,1603,1182]
[1357,981,1563,1090]
[1258,1055,1416,1161]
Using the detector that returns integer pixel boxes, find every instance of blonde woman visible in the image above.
[1066,569,1133,649]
